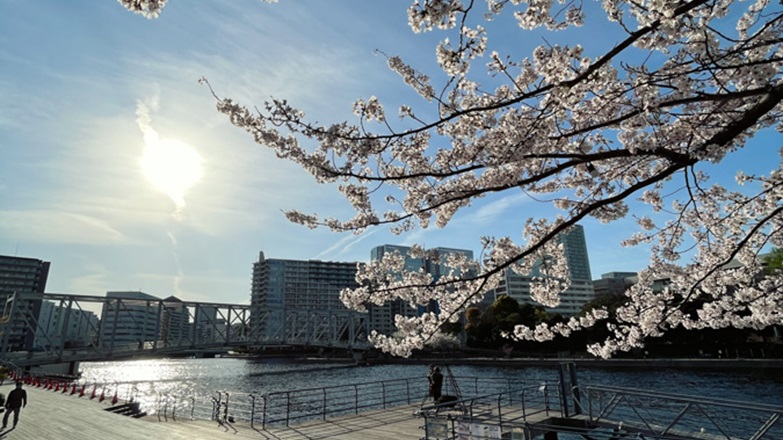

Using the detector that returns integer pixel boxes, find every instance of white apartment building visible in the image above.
[34,300,98,350]
[100,291,161,350]
[491,225,596,316]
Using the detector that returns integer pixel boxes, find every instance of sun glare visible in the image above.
[140,137,203,209]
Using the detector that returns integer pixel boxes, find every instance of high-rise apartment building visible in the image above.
[160,296,187,346]
[34,301,99,350]
[0,254,51,351]
[0,255,50,295]
[250,252,361,340]
[427,247,476,280]
[368,245,475,335]
[592,272,637,298]
[100,291,162,350]
[491,225,596,316]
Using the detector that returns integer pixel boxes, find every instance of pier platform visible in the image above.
[0,382,435,439]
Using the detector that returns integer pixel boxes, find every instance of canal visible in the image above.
[78,357,783,408]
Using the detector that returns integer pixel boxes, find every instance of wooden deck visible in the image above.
[0,382,500,439]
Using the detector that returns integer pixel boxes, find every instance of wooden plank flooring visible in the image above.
[0,383,432,439]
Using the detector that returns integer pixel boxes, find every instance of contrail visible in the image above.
[168,231,185,297]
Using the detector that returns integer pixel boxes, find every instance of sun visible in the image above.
[140,137,203,209]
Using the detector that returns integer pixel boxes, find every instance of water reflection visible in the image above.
[79,358,783,412]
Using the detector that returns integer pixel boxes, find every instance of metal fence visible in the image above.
[151,375,557,430]
[575,384,783,440]
[416,381,560,439]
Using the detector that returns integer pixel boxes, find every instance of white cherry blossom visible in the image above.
[124,0,783,358]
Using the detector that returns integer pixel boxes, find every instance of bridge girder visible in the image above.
[0,292,371,367]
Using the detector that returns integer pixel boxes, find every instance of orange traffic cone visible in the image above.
[54,382,60,392]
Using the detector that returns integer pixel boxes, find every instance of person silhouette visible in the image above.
[428,366,443,401]
[2,381,27,429]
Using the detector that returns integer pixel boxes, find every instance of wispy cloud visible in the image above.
[316,228,380,261]
[0,210,127,245]
[457,193,531,226]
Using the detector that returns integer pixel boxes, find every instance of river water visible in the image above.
[78,357,783,407]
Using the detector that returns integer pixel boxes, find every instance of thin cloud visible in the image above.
[0,210,127,245]
[456,193,530,226]
[316,228,380,261]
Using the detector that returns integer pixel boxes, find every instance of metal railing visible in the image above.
[575,384,783,440]
[259,376,423,428]
[150,375,553,430]
[416,381,559,439]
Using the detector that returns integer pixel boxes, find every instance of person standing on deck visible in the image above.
[2,381,27,429]
[428,366,444,401]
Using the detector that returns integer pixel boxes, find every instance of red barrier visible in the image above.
[90,386,97,400]
[79,384,86,397]
[111,390,118,405]
[99,389,105,402]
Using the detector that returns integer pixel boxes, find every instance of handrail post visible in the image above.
[223,392,230,424]
[521,388,527,419]
[587,389,593,421]
[249,394,256,429]
[322,388,327,420]
[156,393,162,422]
[190,397,195,420]
[262,394,268,430]
[497,394,503,427]
[568,362,581,416]
[172,396,177,421]
[286,391,291,427]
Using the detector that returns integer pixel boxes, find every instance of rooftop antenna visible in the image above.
[14,241,20,256]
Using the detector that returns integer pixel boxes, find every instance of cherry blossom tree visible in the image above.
[123,0,783,358]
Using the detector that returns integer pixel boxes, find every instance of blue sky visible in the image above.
[0,1,775,305]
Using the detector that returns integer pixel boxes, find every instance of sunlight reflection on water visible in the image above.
[78,358,783,414]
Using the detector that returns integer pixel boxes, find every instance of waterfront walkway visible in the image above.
[0,382,433,439]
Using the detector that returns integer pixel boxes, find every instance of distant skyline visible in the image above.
[1,1,773,305]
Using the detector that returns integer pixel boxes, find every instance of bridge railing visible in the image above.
[575,384,783,440]
[1,292,372,367]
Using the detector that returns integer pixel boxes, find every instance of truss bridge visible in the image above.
[0,292,370,368]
